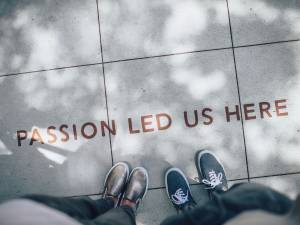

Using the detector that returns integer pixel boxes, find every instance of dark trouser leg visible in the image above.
[91,206,136,225]
[23,195,114,221]
[160,183,293,225]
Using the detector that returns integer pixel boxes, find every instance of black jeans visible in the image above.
[160,183,293,225]
[23,195,136,225]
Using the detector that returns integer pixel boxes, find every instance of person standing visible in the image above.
[161,150,296,225]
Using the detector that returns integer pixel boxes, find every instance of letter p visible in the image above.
[17,130,27,147]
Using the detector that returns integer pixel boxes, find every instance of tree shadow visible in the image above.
[0,65,112,202]
[0,1,300,220]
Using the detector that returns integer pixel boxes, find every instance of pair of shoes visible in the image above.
[165,150,228,211]
[103,162,148,212]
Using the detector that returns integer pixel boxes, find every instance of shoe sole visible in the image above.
[195,149,227,183]
[165,167,192,203]
[103,162,130,196]
[127,166,149,201]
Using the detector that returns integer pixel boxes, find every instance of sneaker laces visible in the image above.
[202,170,223,189]
[171,188,189,205]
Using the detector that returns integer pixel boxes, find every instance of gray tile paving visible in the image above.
[105,49,248,188]
[0,65,112,201]
[235,42,300,177]
[1,1,300,225]
[0,0,101,76]
[99,0,232,62]
[252,174,300,199]
[228,0,300,46]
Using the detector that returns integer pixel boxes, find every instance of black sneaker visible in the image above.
[195,150,228,194]
[103,162,130,207]
[121,167,149,212]
[165,167,196,211]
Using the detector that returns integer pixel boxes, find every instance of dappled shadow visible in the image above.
[99,0,231,61]
[105,49,247,188]
[235,41,300,177]
[100,0,300,207]
[228,0,300,45]
[0,65,111,202]
[0,2,300,222]
[0,0,101,76]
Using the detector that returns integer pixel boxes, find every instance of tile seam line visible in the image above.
[102,46,232,64]
[96,0,114,166]
[235,38,300,49]
[226,0,250,182]
[1,39,300,78]
[0,62,103,78]
[102,39,300,64]
[67,171,300,198]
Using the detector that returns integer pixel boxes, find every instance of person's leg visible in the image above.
[161,150,230,225]
[212,182,292,218]
[196,150,292,218]
[161,183,293,225]
[23,195,114,220]
[24,162,130,221]
[92,206,136,225]
[161,150,293,225]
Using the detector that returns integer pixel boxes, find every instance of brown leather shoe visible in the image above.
[103,162,130,206]
[122,167,149,211]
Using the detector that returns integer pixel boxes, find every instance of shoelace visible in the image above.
[171,188,189,205]
[202,170,223,189]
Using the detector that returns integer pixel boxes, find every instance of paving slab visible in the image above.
[0,65,112,201]
[228,0,300,46]
[105,49,248,188]
[252,174,300,199]
[235,42,300,177]
[0,0,101,76]
[99,0,231,62]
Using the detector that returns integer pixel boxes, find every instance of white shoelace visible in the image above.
[171,188,189,205]
[202,170,223,189]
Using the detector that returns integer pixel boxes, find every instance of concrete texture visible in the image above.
[105,50,247,188]
[99,0,232,61]
[0,66,112,200]
[0,0,101,75]
[0,0,300,224]
[236,42,300,177]
[228,0,300,45]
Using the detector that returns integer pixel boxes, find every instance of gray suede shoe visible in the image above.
[122,167,149,211]
[103,162,130,206]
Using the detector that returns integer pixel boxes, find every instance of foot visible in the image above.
[165,167,196,211]
[103,162,130,207]
[120,167,148,212]
[195,150,228,194]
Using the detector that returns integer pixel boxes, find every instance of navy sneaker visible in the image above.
[165,167,196,211]
[195,150,228,194]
